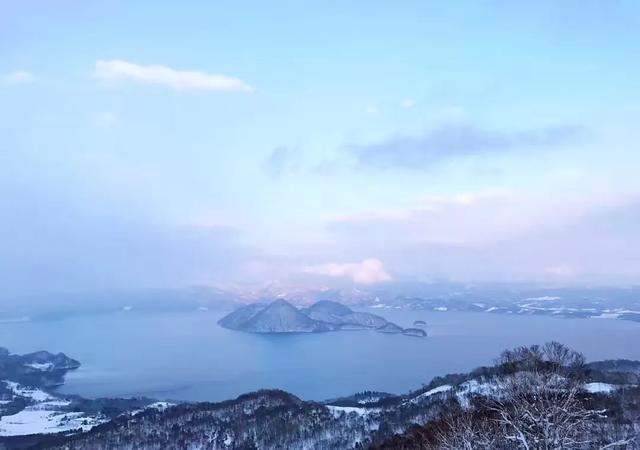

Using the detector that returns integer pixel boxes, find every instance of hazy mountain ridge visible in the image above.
[6,284,640,326]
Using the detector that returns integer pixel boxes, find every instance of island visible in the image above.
[402,328,427,337]
[218,299,426,337]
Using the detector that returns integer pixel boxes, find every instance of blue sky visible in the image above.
[1,1,640,297]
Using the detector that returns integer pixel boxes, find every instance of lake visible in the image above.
[1,308,639,402]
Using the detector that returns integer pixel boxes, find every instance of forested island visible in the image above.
[218,299,427,337]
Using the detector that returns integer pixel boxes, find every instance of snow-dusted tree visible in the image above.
[435,410,500,450]
[435,342,635,450]
[486,371,594,448]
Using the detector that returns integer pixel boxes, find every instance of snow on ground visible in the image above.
[407,384,453,404]
[326,406,380,418]
[583,383,618,394]
[592,309,640,319]
[592,313,622,319]
[433,307,448,312]
[357,396,381,405]
[0,406,99,436]
[455,379,501,408]
[147,401,173,411]
[4,381,55,402]
[0,380,107,436]
[25,362,54,372]
[131,401,175,416]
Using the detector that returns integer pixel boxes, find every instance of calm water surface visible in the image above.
[1,309,639,402]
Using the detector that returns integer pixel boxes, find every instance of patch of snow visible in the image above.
[486,307,497,312]
[148,401,173,411]
[357,396,380,405]
[591,313,621,319]
[25,362,54,372]
[131,401,175,416]
[0,381,107,437]
[4,381,55,402]
[433,307,448,312]
[0,381,106,436]
[455,379,501,408]
[326,406,380,418]
[583,382,618,394]
[408,384,452,404]
[523,296,561,301]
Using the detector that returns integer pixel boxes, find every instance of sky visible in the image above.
[1,1,640,300]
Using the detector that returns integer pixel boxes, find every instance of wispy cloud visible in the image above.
[93,60,252,92]
[3,71,34,84]
[303,258,391,284]
[351,123,588,169]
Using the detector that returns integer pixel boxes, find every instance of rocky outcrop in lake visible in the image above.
[402,328,427,337]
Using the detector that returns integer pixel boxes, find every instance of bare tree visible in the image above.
[486,372,594,449]
[435,410,500,450]
[435,343,636,450]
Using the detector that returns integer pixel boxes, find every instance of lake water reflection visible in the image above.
[1,308,638,402]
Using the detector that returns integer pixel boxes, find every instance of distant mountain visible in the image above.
[218,300,423,336]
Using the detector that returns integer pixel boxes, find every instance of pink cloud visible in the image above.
[303,258,391,284]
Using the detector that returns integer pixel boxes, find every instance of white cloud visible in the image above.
[303,258,391,284]
[93,60,252,92]
[4,71,34,84]
[401,98,415,109]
